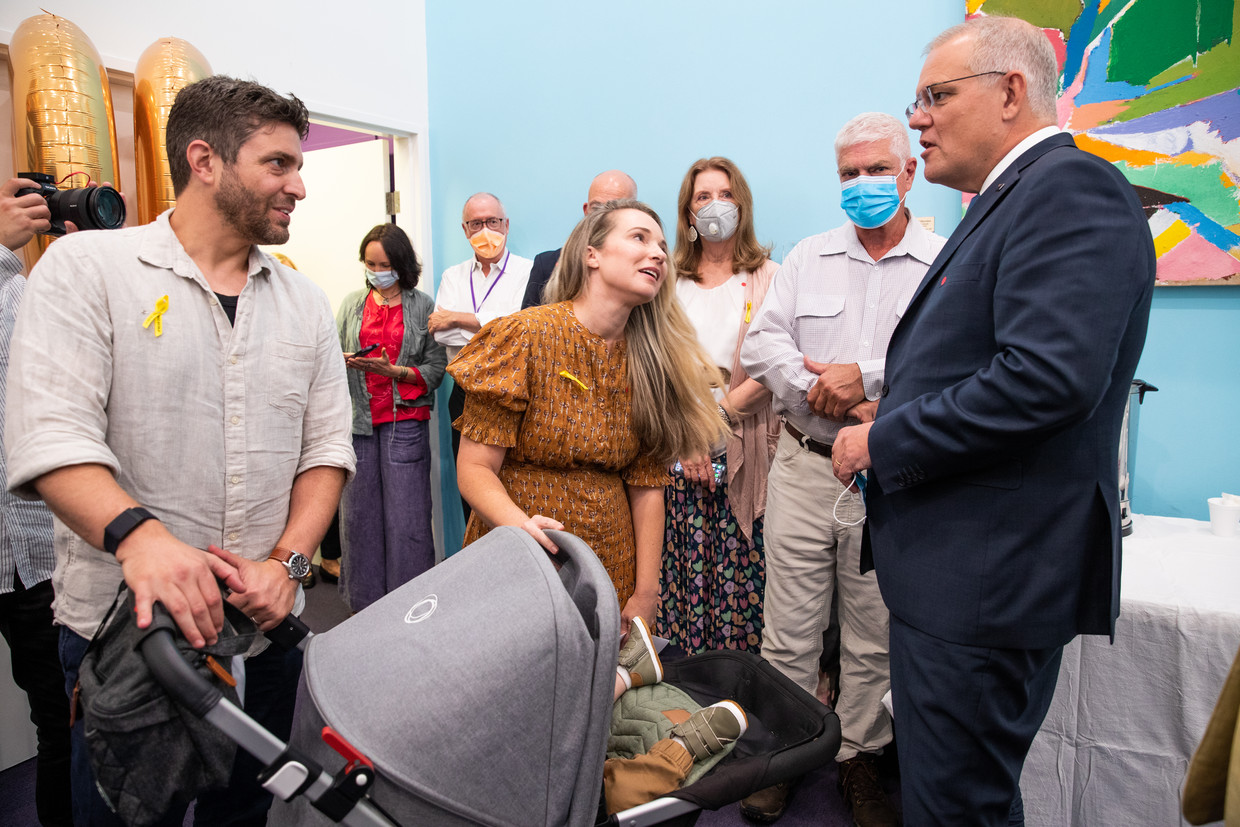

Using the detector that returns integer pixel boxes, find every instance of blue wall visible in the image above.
[426,1,1238,551]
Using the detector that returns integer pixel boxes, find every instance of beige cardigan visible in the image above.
[723,258,781,542]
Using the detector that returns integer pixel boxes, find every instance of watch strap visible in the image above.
[103,507,158,555]
[269,546,309,579]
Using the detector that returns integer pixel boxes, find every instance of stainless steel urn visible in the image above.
[1119,380,1157,536]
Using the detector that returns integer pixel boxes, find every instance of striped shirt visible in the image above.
[741,218,945,445]
[0,247,55,593]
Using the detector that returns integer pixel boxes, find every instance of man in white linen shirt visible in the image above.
[5,76,355,825]
[430,191,532,525]
[739,112,945,826]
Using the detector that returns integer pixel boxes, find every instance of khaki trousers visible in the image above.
[760,429,892,760]
[603,739,694,814]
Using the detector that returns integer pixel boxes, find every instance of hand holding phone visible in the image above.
[353,343,380,357]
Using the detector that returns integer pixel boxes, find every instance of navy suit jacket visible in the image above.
[521,248,561,309]
[867,133,1155,649]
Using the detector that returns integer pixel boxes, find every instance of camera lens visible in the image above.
[46,186,126,232]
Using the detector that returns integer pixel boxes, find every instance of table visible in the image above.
[1021,514,1240,826]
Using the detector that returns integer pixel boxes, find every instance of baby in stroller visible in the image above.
[604,617,748,814]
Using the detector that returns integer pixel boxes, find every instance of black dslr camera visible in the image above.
[16,172,126,236]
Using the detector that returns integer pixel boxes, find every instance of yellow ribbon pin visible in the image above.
[143,295,169,337]
[744,300,752,324]
[558,370,589,391]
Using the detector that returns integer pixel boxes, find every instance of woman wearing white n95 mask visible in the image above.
[658,157,780,654]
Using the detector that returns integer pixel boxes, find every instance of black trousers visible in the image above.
[889,614,1063,826]
[0,576,72,827]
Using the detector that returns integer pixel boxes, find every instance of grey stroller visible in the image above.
[143,527,839,825]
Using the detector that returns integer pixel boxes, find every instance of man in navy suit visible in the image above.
[520,170,636,309]
[831,16,1155,825]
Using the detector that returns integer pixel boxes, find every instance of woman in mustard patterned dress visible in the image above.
[450,200,726,634]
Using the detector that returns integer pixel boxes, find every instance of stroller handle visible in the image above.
[140,608,223,718]
[141,603,312,717]
[265,613,312,650]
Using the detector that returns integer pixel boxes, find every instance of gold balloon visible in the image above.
[7,13,121,267]
[134,38,212,226]
[271,252,299,270]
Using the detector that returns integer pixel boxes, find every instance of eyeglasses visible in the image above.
[464,217,506,233]
[905,71,1006,119]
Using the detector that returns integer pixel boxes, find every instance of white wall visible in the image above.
[1,2,428,133]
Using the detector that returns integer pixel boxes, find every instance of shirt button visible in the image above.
[228,532,239,542]
[229,355,239,365]
[862,341,870,348]
[231,475,241,484]
[881,384,889,397]
[230,416,240,425]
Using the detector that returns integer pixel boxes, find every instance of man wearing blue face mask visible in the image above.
[740,112,945,826]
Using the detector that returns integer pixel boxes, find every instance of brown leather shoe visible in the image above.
[739,782,791,823]
[838,754,900,827]
[319,558,341,583]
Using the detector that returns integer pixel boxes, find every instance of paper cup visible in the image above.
[1207,497,1240,537]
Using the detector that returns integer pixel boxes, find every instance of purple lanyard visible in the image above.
[469,251,510,315]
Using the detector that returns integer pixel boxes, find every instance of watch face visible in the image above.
[286,552,311,579]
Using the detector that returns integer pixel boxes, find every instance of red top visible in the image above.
[361,292,428,424]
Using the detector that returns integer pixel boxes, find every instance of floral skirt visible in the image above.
[656,457,765,653]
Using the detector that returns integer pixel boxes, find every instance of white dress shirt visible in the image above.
[433,250,533,361]
[741,216,946,444]
[980,126,1063,195]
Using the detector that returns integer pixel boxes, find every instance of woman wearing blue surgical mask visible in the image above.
[337,224,447,612]
[659,157,780,654]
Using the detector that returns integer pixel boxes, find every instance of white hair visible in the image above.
[928,16,1060,122]
[834,112,912,162]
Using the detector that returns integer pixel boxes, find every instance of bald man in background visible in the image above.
[521,169,637,309]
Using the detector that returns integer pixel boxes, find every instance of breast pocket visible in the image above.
[794,294,846,342]
[266,340,316,418]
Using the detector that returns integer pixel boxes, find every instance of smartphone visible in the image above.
[353,343,380,357]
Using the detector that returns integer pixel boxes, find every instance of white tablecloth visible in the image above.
[1022,514,1240,826]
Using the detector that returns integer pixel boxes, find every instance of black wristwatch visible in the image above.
[103,507,158,555]
[268,546,311,580]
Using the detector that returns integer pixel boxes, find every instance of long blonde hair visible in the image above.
[547,200,728,463]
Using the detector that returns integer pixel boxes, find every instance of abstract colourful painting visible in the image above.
[971,0,1240,285]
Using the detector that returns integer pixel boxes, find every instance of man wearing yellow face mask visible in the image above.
[430,192,533,525]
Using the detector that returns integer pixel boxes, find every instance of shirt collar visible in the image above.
[818,212,939,266]
[979,126,1063,195]
[138,209,272,281]
[471,248,509,277]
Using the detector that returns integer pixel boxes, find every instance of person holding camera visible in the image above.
[337,223,447,612]
[0,176,71,826]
